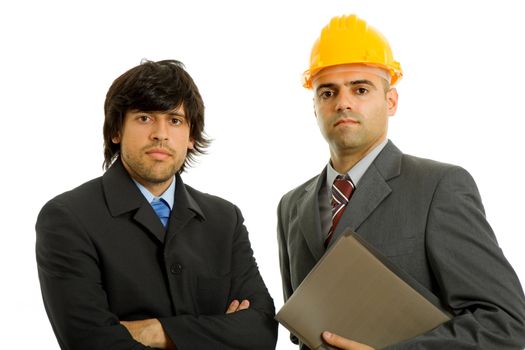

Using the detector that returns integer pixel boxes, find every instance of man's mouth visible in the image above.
[145,148,172,160]
[334,118,359,127]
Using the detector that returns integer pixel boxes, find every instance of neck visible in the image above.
[129,172,174,197]
[143,180,172,197]
[330,152,362,174]
[330,139,385,174]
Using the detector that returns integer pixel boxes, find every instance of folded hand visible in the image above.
[225,299,250,314]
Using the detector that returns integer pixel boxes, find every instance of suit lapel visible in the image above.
[133,205,167,242]
[328,141,403,247]
[297,168,327,261]
[103,159,166,243]
[165,173,205,245]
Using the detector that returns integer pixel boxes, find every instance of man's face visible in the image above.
[312,65,398,158]
[112,105,194,193]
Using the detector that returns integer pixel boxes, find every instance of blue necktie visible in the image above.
[151,198,170,227]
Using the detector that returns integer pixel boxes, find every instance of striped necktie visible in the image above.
[325,175,355,248]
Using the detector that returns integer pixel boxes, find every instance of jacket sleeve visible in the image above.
[277,196,294,305]
[36,200,277,350]
[36,199,151,350]
[386,166,525,349]
[158,204,277,350]
[276,196,300,346]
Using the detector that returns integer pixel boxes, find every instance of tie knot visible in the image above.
[333,175,354,201]
[151,198,170,227]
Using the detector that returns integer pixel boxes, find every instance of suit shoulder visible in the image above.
[279,174,320,205]
[36,176,105,231]
[40,176,104,211]
[400,153,476,185]
[184,184,239,216]
[402,153,467,173]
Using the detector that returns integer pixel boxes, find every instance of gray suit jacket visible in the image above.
[277,141,525,349]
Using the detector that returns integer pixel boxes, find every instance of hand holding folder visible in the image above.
[275,229,452,350]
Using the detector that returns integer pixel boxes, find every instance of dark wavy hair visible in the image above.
[103,59,211,172]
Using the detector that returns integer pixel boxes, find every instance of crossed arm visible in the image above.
[120,300,251,349]
[36,199,277,350]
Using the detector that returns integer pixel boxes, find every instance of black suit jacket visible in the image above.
[36,160,277,350]
[278,141,525,349]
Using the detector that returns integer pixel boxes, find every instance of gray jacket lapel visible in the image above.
[297,168,327,261]
[328,141,403,247]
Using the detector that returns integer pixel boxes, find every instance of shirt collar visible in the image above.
[132,177,176,209]
[326,138,388,190]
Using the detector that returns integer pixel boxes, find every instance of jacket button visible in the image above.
[170,263,183,275]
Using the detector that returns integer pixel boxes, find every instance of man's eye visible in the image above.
[138,115,150,122]
[355,87,369,95]
[170,118,182,125]
[319,90,334,99]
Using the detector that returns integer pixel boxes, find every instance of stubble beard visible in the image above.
[326,113,365,153]
[330,134,361,156]
[121,149,182,185]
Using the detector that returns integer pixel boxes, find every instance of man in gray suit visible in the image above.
[277,14,525,350]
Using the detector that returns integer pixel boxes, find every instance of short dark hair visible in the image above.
[103,59,211,171]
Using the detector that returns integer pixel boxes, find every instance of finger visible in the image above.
[225,299,240,314]
[322,331,373,350]
[237,299,250,311]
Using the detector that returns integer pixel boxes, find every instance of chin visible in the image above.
[140,168,178,184]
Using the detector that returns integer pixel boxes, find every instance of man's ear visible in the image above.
[386,87,398,116]
[111,133,121,144]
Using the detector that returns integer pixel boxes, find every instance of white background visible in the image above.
[1,1,524,349]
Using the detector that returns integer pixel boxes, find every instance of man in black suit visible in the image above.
[36,59,277,350]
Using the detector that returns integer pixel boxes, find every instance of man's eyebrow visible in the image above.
[315,79,377,92]
[345,79,376,87]
[315,83,338,92]
[166,110,186,118]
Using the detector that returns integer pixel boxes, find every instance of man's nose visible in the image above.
[151,120,169,141]
[335,91,354,112]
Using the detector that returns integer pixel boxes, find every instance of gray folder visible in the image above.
[275,229,452,350]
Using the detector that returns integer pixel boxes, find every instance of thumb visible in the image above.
[322,331,356,349]
[322,331,374,350]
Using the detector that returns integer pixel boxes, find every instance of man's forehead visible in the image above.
[312,64,390,87]
[166,105,186,115]
[129,104,186,115]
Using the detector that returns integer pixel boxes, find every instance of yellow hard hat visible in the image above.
[303,14,403,88]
